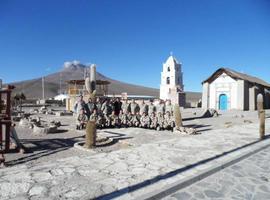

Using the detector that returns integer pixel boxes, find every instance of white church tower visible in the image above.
[160,54,186,107]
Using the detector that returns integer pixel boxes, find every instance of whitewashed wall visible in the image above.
[209,73,238,109]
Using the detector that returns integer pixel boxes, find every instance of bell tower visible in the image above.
[160,54,185,106]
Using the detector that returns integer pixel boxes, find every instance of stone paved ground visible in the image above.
[0,119,269,199]
[164,145,270,200]
[0,109,270,199]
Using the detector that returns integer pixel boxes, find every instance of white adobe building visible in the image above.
[202,68,270,110]
[160,55,185,106]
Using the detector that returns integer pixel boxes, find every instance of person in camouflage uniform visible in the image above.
[139,100,148,115]
[95,98,102,115]
[101,99,112,116]
[140,112,151,128]
[149,112,158,129]
[156,100,165,115]
[121,99,130,114]
[148,100,156,115]
[130,99,139,115]
[156,112,164,131]
[76,108,88,130]
[89,109,103,129]
[109,111,120,128]
[86,98,96,119]
[119,110,128,128]
[97,114,105,128]
[126,112,133,127]
[165,100,174,116]
[163,111,175,130]
[131,112,140,127]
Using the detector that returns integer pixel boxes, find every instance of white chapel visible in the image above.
[160,55,186,106]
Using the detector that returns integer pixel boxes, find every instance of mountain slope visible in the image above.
[11,62,160,99]
[10,61,201,102]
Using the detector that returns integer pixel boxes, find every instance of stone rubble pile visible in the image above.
[173,126,198,135]
[201,109,219,118]
[18,115,61,134]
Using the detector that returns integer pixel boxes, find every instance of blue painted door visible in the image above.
[219,94,228,110]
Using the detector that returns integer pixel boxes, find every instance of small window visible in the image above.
[167,66,170,72]
[167,77,170,84]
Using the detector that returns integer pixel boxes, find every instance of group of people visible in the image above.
[74,95,176,131]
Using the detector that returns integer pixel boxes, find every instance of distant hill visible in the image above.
[9,61,201,103]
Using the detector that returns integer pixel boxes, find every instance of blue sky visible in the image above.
[0,0,270,92]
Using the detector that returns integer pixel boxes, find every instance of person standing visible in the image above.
[113,98,122,116]
[165,100,174,116]
[121,99,130,114]
[130,99,139,115]
[156,99,165,115]
[95,97,102,115]
[73,95,87,114]
[139,100,148,115]
[148,100,156,115]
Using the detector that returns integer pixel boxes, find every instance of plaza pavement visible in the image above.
[0,116,269,200]
[163,145,270,200]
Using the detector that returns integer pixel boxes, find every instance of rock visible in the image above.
[33,125,50,134]
[48,125,58,133]
[173,126,197,135]
[29,185,47,196]
[55,111,73,116]
[186,127,197,135]
[50,120,61,127]
[201,109,219,118]
[19,119,31,128]
[30,108,39,113]
[13,116,22,122]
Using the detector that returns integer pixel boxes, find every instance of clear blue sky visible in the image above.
[1,0,270,92]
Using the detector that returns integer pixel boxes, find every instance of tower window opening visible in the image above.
[167,66,170,72]
[167,77,170,85]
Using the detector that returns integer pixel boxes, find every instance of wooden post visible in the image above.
[257,93,263,118]
[259,110,265,140]
[174,104,183,128]
[84,120,96,149]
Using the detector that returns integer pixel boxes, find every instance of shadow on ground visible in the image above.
[96,134,270,200]
[5,136,83,166]
[6,130,133,166]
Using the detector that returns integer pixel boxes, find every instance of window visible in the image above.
[167,66,170,72]
[167,77,170,84]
